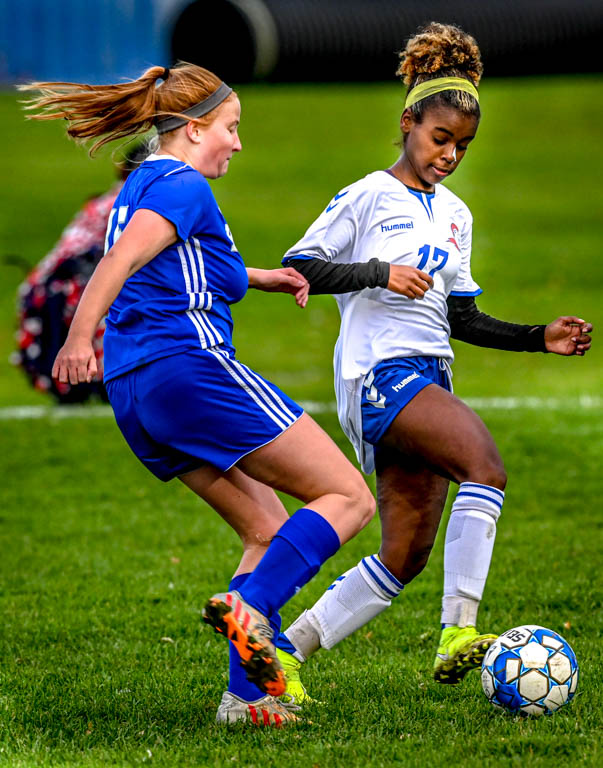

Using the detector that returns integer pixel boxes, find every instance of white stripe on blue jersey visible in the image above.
[192,237,208,293]
[184,310,209,348]
[164,164,188,177]
[195,308,223,348]
[178,243,222,348]
[103,154,248,382]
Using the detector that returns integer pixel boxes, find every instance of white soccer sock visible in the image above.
[442,482,504,627]
[284,554,404,657]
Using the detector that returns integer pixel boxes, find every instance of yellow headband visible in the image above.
[404,77,479,109]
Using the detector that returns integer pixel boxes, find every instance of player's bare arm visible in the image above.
[246,267,310,307]
[52,209,176,385]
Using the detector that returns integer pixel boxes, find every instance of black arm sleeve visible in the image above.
[447,295,547,352]
[286,256,390,294]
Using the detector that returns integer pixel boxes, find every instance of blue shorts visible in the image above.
[105,348,304,481]
[361,356,452,446]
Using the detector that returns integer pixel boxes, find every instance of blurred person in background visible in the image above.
[14,145,147,403]
[276,22,592,704]
[19,62,375,727]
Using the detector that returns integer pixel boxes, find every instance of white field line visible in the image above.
[0,395,601,421]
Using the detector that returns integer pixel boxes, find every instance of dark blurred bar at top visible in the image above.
[2,0,602,86]
[172,0,603,82]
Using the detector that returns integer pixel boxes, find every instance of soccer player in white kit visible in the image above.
[274,23,593,701]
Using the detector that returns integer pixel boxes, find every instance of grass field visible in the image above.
[0,77,602,766]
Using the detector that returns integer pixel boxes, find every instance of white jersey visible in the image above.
[283,170,481,473]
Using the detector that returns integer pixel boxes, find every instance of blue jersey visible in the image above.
[102,154,248,382]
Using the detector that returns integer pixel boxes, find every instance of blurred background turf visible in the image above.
[1,76,602,408]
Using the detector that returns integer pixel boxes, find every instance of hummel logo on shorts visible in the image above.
[392,372,420,392]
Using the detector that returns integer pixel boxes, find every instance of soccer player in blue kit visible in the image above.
[21,63,375,726]
[274,23,593,703]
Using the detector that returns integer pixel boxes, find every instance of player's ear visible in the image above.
[186,120,203,144]
[400,109,414,136]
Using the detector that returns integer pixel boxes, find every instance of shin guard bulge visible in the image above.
[442,482,504,627]
[284,554,403,655]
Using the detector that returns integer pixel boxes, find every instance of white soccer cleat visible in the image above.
[215,691,299,727]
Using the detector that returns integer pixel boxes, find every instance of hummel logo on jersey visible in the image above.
[381,221,414,232]
[392,372,420,392]
[326,190,349,213]
[447,222,461,252]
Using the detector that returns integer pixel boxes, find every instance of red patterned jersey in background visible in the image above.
[14,183,123,403]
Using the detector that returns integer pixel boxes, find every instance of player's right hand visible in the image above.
[52,338,97,385]
[387,265,433,299]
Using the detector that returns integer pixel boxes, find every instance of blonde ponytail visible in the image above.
[19,62,233,155]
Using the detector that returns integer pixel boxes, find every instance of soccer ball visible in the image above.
[481,625,578,716]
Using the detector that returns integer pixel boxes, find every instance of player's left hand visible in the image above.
[544,316,593,356]
[247,267,310,308]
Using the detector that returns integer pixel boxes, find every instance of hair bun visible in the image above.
[398,22,483,87]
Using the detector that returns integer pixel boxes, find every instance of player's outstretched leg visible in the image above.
[180,465,298,720]
[201,414,374,700]
[203,591,287,697]
[434,481,503,684]
[276,554,403,704]
[215,573,299,724]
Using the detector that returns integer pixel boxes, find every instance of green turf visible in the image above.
[0,409,601,767]
[0,77,602,766]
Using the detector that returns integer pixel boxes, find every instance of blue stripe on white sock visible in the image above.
[361,557,400,599]
[456,490,504,510]
[460,482,505,502]
[369,555,404,591]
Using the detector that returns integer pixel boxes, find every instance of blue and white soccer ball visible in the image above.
[481,625,579,716]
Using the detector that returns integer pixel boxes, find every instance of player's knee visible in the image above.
[239,522,280,552]
[463,453,507,491]
[344,473,376,532]
[478,459,507,492]
[361,486,377,527]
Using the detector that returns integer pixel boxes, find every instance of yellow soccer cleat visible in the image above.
[276,647,317,706]
[434,625,498,684]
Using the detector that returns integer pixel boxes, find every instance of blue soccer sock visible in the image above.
[238,508,340,619]
[226,573,283,702]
